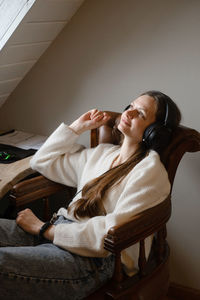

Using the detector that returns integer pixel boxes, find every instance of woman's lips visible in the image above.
[121,117,131,126]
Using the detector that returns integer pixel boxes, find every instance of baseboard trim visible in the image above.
[168,282,200,300]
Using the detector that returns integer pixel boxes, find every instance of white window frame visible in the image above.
[0,0,36,51]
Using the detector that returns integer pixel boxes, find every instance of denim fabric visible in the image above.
[0,216,114,300]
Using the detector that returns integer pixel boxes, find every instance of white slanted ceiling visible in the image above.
[0,0,84,108]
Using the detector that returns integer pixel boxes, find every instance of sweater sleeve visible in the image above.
[53,153,171,257]
[30,123,90,187]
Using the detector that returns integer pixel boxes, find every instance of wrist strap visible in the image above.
[38,213,58,241]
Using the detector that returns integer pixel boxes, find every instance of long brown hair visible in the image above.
[69,91,181,219]
[69,145,147,219]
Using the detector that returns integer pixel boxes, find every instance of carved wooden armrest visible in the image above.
[9,175,72,208]
[104,196,171,253]
[104,196,171,283]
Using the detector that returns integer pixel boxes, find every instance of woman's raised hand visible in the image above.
[69,109,110,134]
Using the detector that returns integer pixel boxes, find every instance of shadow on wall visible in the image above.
[168,152,200,289]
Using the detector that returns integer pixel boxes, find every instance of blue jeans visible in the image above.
[0,216,114,300]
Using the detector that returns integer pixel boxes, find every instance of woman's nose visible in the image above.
[126,109,137,118]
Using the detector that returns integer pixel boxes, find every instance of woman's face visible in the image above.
[118,94,157,143]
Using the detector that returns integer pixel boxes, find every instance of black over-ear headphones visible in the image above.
[123,101,172,152]
[142,101,172,151]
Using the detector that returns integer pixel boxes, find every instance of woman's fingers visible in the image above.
[90,109,102,119]
[16,208,44,235]
[90,110,110,121]
[69,110,110,134]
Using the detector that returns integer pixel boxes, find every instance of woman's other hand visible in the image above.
[16,208,55,240]
[69,109,110,134]
[16,208,44,235]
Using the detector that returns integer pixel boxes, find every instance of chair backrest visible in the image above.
[91,111,200,190]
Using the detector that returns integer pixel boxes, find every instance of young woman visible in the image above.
[0,91,181,299]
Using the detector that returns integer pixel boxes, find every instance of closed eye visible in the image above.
[123,104,131,111]
[138,110,145,118]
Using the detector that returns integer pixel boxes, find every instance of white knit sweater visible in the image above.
[30,123,170,276]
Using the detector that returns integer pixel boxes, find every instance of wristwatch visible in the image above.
[38,213,58,241]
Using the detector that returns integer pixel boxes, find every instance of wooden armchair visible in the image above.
[8,112,200,300]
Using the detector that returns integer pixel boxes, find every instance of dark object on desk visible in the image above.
[0,129,15,136]
[0,144,36,164]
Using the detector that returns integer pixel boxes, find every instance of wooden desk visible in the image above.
[0,156,35,199]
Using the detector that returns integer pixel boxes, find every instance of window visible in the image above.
[0,0,36,51]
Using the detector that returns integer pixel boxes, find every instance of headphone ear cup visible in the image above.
[143,123,172,152]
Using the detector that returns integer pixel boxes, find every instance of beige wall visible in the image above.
[0,0,199,289]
